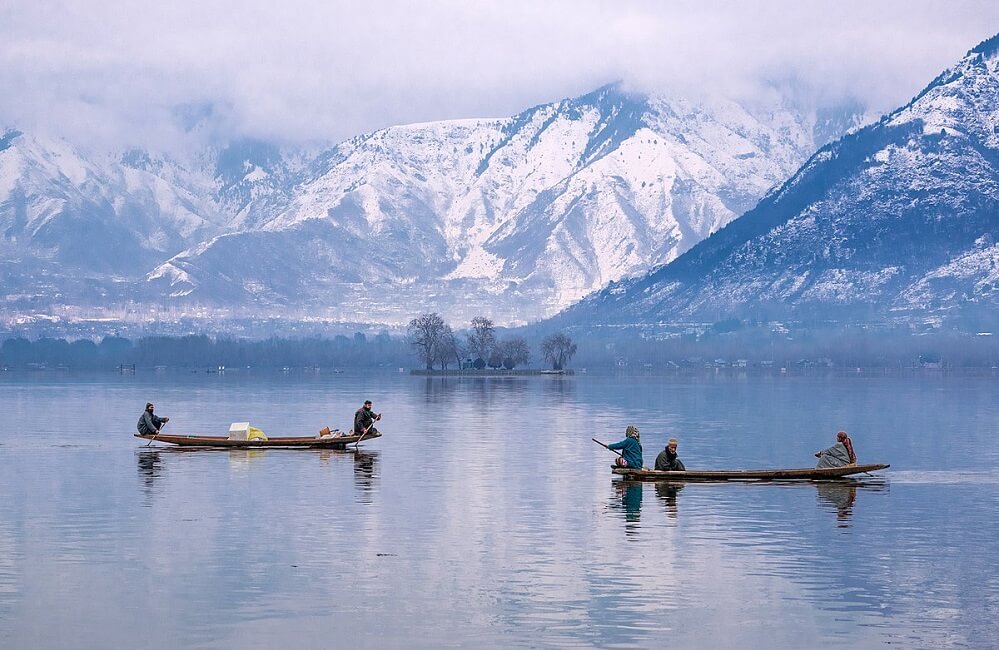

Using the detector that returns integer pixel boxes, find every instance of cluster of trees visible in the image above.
[7,322,995,371]
[0,333,409,369]
[1,324,583,372]
[406,313,577,371]
[567,323,999,369]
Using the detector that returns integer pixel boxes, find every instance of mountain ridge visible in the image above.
[1,86,861,325]
[143,85,848,323]
[553,35,999,328]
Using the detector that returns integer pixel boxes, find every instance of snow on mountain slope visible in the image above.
[557,36,999,326]
[151,85,848,323]
[0,130,222,277]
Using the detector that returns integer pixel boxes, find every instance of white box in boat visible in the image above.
[228,422,250,440]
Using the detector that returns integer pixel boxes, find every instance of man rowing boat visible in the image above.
[353,400,381,436]
[137,402,169,436]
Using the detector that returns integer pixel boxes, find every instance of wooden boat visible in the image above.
[134,431,382,448]
[612,463,889,482]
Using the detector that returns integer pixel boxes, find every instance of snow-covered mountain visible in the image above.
[556,37,999,327]
[146,85,853,324]
[0,82,863,326]
[0,130,221,274]
[0,129,237,313]
[0,130,318,313]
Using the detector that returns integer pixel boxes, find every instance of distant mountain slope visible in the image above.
[0,130,316,311]
[557,36,999,326]
[0,130,220,275]
[148,85,847,323]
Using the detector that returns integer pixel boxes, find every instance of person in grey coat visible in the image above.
[137,402,169,436]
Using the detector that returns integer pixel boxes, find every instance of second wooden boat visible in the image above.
[612,463,889,481]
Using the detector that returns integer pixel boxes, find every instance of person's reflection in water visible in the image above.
[655,481,684,522]
[815,482,858,527]
[135,449,163,495]
[611,482,643,536]
[353,450,380,494]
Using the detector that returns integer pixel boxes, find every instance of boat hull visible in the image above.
[612,463,889,481]
[134,431,381,448]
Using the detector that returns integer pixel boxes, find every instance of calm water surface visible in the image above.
[0,370,997,648]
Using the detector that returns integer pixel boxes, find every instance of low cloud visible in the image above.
[1,0,997,152]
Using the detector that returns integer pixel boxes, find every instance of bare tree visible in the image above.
[407,312,446,370]
[434,325,464,371]
[541,332,577,370]
[466,316,496,364]
[499,336,531,369]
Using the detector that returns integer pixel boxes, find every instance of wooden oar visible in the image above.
[146,421,166,447]
[355,418,377,448]
[592,438,622,457]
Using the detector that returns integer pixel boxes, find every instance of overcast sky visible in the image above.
[1,1,997,152]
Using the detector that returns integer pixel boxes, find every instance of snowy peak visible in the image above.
[559,34,999,326]
[887,35,999,138]
[146,83,846,324]
[150,86,844,321]
[2,80,868,326]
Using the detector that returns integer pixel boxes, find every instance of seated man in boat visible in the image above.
[655,437,686,471]
[608,425,643,469]
[353,400,381,436]
[814,431,857,468]
[137,402,169,436]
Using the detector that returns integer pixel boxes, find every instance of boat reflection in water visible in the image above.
[135,446,381,495]
[608,477,888,530]
[609,480,684,529]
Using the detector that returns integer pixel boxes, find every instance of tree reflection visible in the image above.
[542,377,575,401]
[423,376,454,404]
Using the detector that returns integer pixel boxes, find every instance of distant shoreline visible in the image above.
[410,369,575,376]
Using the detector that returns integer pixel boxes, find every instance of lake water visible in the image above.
[0,370,997,648]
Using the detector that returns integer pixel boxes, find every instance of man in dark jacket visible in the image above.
[137,402,169,436]
[655,437,686,471]
[353,400,381,436]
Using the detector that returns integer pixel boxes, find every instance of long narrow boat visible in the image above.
[612,463,889,482]
[134,431,382,448]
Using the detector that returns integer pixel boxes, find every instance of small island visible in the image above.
[406,313,576,375]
